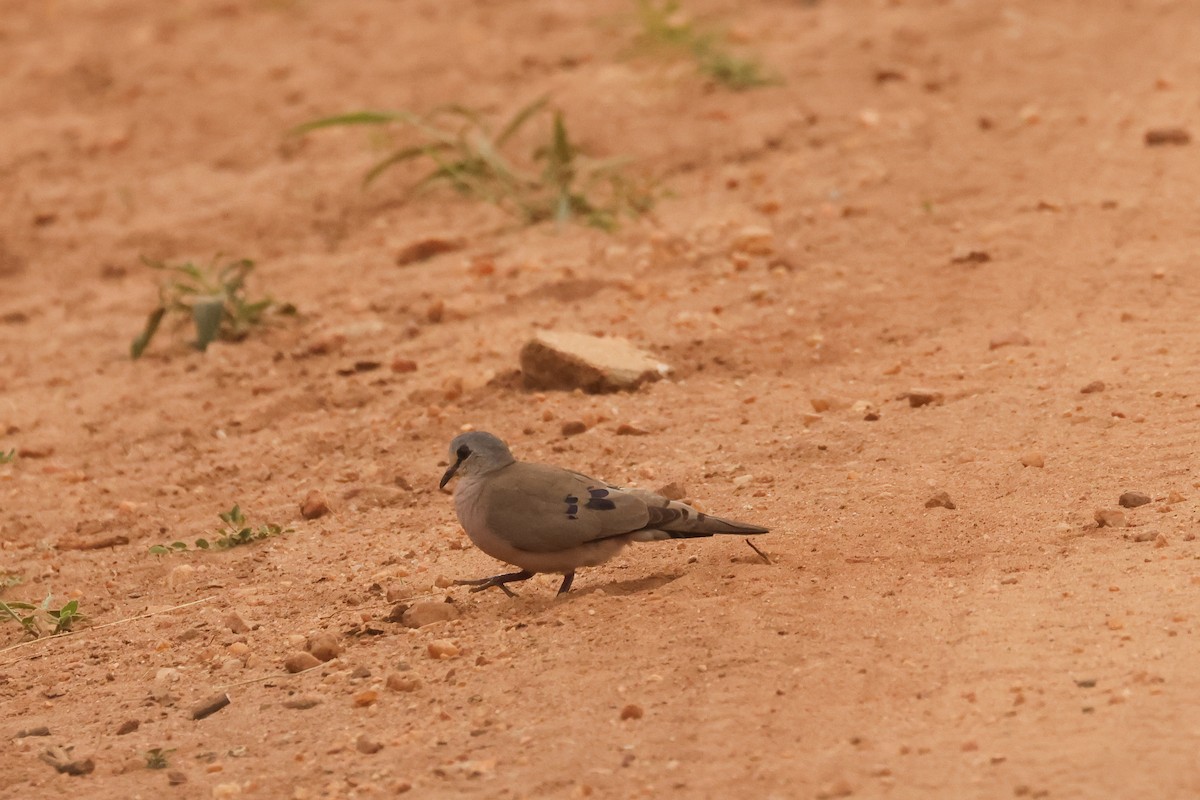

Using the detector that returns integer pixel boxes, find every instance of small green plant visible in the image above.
[145,748,174,769]
[149,505,291,555]
[0,449,16,464]
[131,257,294,359]
[0,595,86,638]
[633,0,779,91]
[291,98,653,231]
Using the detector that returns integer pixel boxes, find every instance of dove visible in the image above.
[438,431,769,596]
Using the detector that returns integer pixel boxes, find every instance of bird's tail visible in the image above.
[628,493,769,541]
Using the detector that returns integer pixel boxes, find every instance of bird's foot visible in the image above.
[455,570,535,597]
[556,572,575,595]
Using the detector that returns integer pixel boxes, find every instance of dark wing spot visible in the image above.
[586,498,617,511]
[564,495,579,504]
[588,488,610,498]
[566,504,579,516]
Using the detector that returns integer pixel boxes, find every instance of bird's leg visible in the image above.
[556,572,575,595]
[455,570,535,597]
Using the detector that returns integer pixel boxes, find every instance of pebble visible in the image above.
[989,331,1031,350]
[191,692,231,721]
[282,695,321,709]
[925,491,956,510]
[395,236,463,266]
[300,490,331,520]
[657,482,686,501]
[391,357,418,373]
[732,225,774,256]
[1154,533,1169,548]
[619,703,644,720]
[519,330,670,394]
[615,423,650,436]
[1094,509,1127,528]
[1126,529,1157,543]
[1167,490,1186,504]
[306,633,341,662]
[356,734,384,755]
[353,690,378,707]
[116,720,139,735]
[427,640,460,659]
[810,397,833,413]
[1144,127,1191,146]
[732,474,754,488]
[224,612,251,634]
[284,652,322,673]
[905,388,943,408]
[852,400,880,421]
[401,601,460,629]
[1119,491,1151,508]
[1020,452,1045,468]
[561,420,588,436]
[386,673,421,692]
[1080,380,1106,394]
[167,770,188,785]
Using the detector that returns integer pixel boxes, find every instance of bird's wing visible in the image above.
[481,463,652,553]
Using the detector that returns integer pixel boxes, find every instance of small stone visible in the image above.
[905,388,943,408]
[732,225,774,255]
[852,399,880,421]
[1128,529,1157,543]
[386,673,421,692]
[167,770,188,785]
[282,695,321,709]
[191,692,231,721]
[657,482,686,500]
[356,734,384,755]
[395,237,463,266]
[1154,533,1169,548]
[1080,380,1106,394]
[223,612,250,634]
[520,330,670,394]
[561,420,588,436]
[1020,452,1045,468]
[1167,491,1186,504]
[300,490,331,520]
[306,633,341,662]
[950,247,991,264]
[401,601,460,629]
[391,357,418,373]
[116,720,139,735]
[39,747,94,776]
[1119,491,1151,508]
[732,474,754,487]
[989,331,1031,350]
[925,491,956,510]
[425,299,445,324]
[353,690,378,707]
[619,704,644,720]
[1094,509,1127,528]
[615,423,650,436]
[1144,127,1191,146]
[17,726,51,737]
[427,639,460,659]
[284,651,322,673]
[810,397,832,413]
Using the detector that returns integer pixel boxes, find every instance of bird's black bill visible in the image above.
[439,457,463,489]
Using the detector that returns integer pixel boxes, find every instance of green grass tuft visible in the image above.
[633,0,780,91]
[131,257,295,360]
[291,98,654,231]
[149,505,292,555]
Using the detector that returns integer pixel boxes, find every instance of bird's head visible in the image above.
[439,431,515,489]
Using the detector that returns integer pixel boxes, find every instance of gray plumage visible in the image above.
[439,431,769,596]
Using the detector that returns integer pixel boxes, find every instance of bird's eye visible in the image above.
[456,445,471,460]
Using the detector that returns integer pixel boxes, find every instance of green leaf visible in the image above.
[288,110,424,136]
[496,96,549,147]
[362,144,448,187]
[195,538,210,550]
[131,306,167,360]
[148,545,169,555]
[191,296,226,352]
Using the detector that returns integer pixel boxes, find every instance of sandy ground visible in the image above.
[2,1,1200,798]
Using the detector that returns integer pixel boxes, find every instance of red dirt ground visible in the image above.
[2,1,1199,798]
